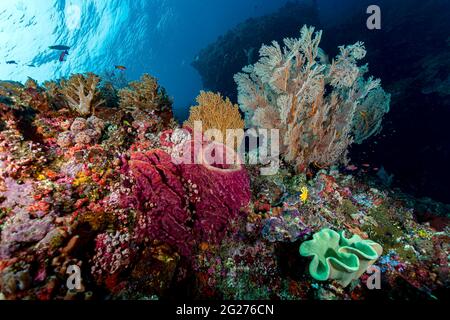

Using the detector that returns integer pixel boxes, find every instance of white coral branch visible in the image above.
[234,24,391,170]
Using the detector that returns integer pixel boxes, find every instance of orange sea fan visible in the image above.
[184,91,245,148]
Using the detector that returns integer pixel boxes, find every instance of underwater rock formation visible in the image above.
[192,1,321,101]
[235,25,390,171]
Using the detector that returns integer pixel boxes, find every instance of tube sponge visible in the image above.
[180,141,251,242]
[299,228,383,287]
[121,142,251,257]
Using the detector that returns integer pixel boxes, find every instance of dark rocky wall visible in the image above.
[192,1,321,102]
[192,0,450,204]
[323,0,450,204]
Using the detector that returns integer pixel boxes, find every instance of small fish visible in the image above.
[6,60,18,65]
[115,65,127,71]
[49,45,71,51]
[362,163,371,167]
[346,164,358,171]
[59,50,69,62]
[377,166,394,187]
[27,64,36,67]
[300,186,308,204]
[317,48,330,64]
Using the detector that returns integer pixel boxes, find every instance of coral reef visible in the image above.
[192,167,448,300]
[234,26,390,171]
[0,70,448,300]
[0,71,185,299]
[117,74,174,129]
[184,91,244,148]
[193,0,450,203]
[299,228,382,287]
[0,79,50,113]
[91,230,133,284]
[56,116,105,148]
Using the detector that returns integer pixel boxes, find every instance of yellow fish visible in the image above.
[300,186,308,203]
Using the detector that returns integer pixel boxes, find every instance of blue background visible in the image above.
[0,0,370,120]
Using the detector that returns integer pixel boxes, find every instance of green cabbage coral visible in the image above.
[299,228,383,287]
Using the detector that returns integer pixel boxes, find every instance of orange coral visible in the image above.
[184,91,245,148]
[60,73,105,116]
[118,74,171,113]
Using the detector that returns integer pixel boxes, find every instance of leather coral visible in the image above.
[60,73,105,116]
[299,228,383,287]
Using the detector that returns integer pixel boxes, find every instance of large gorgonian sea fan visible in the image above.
[234,25,391,171]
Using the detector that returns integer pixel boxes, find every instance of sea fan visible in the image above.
[234,25,391,171]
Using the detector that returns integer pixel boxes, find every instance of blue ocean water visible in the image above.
[0,0,371,120]
[0,0,286,120]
